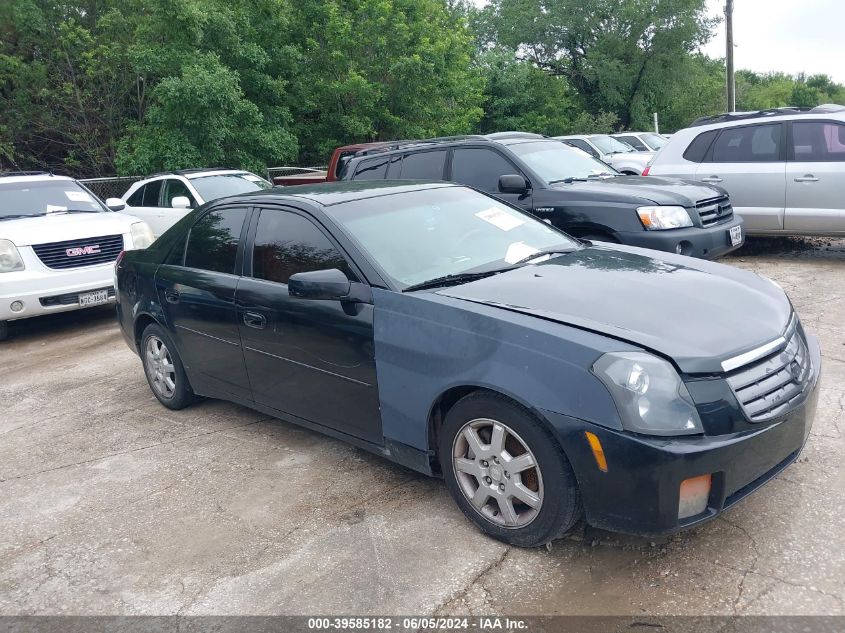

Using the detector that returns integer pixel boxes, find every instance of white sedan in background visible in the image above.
[121,168,272,237]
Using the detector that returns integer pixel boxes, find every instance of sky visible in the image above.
[701,0,845,83]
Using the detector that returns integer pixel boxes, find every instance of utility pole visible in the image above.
[725,0,736,112]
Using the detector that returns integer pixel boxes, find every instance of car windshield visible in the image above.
[325,186,581,289]
[189,173,271,202]
[0,180,106,219]
[590,135,635,154]
[508,141,619,183]
[641,133,667,150]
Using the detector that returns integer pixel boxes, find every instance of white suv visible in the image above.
[0,172,154,340]
[554,134,655,175]
[646,104,845,236]
[121,168,272,237]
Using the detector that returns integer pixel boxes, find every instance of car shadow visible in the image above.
[3,305,118,346]
[726,235,845,260]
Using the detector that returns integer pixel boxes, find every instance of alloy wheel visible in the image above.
[145,335,177,399]
[452,418,544,528]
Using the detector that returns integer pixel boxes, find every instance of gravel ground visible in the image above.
[0,236,843,616]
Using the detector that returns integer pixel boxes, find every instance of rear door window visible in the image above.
[184,207,248,274]
[451,148,521,192]
[353,157,389,180]
[711,124,782,162]
[791,121,845,162]
[399,150,447,180]
[683,130,719,163]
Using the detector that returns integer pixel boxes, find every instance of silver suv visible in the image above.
[647,104,845,236]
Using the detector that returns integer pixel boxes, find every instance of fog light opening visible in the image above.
[10,300,24,313]
[584,431,608,472]
[678,473,712,519]
[675,241,693,256]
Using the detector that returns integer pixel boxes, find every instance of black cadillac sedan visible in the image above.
[116,181,820,547]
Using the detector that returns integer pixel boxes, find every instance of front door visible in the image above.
[695,123,786,232]
[449,147,534,212]
[155,206,252,401]
[235,207,382,444]
[785,120,845,234]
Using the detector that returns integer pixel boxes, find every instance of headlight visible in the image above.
[0,239,25,272]
[637,206,693,230]
[592,352,703,436]
[129,222,154,249]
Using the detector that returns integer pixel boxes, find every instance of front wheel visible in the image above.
[141,323,197,410]
[439,392,582,547]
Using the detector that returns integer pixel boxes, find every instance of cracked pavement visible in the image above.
[0,236,843,615]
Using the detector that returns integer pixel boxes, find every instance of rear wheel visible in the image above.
[141,323,197,410]
[439,392,582,547]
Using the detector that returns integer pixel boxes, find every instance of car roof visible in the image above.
[218,180,459,207]
[689,104,845,128]
[0,172,75,184]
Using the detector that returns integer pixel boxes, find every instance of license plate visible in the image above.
[729,225,743,246]
[79,289,110,307]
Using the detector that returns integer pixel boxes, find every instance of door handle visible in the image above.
[243,311,267,330]
[794,175,819,182]
[164,289,180,304]
[701,176,723,183]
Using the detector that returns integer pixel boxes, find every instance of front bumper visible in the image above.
[614,215,744,260]
[0,260,118,321]
[541,333,821,537]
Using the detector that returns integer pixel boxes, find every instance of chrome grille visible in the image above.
[696,196,734,227]
[726,323,812,422]
[32,235,124,270]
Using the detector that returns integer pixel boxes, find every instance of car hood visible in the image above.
[436,245,792,374]
[552,176,726,207]
[608,152,654,165]
[1,212,142,247]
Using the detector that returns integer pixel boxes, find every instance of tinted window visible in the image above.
[711,124,782,162]
[617,135,648,151]
[385,155,403,178]
[143,180,163,206]
[353,157,389,180]
[252,210,355,284]
[399,150,447,179]
[683,130,719,163]
[184,207,248,274]
[162,179,196,207]
[126,185,145,207]
[451,148,520,192]
[791,121,845,162]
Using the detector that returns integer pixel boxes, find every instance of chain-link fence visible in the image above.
[266,166,326,181]
[79,176,143,201]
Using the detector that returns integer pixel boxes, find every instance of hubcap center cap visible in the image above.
[488,464,503,482]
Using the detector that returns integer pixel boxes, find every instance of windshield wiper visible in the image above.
[52,208,101,214]
[403,270,507,293]
[511,247,578,266]
[0,213,47,221]
[549,177,589,184]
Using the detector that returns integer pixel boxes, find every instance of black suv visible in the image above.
[341,133,745,259]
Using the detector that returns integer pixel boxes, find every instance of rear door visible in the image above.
[785,120,845,234]
[235,207,382,443]
[155,205,252,401]
[695,123,786,232]
[449,147,533,212]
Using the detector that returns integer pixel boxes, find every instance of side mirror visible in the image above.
[288,268,351,301]
[171,196,191,209]
[498,174,530,195]
[105,197,126,212]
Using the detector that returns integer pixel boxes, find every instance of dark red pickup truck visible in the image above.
[273,142,395,186]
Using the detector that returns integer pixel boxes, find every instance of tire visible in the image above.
[439,391,582,547]
[140,323,197,410]
[0,321,7,341]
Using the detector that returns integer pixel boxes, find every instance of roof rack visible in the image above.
[689,104,845,127]
[484,131,546,140]
[353,135,490,157]
[0,170,54,178]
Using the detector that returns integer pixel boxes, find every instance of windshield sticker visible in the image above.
[46,205,68,213]
[504,242,539,264]
[66,191,94,203]
[475,207,525,232]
